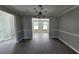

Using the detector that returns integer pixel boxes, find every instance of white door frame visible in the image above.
[32,18,49,33]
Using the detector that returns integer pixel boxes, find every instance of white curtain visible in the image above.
[0,11,16,41]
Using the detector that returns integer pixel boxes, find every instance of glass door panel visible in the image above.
[33,21,39,30]
[32,18,49,33]
[43,22,48,30]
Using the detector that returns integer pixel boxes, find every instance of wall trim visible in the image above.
[58,30,79,53]
[3,5,22,15]
[50,29,79,53]
[17,29,79,53]
[61,5,79,16]
[49,29,79,38]
[59,30,79,38]
[58,37,79,53]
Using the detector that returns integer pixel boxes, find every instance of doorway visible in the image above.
[32,18,49,33]
[32,18,49,40]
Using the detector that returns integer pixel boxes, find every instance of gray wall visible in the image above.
[49,16,59,38]
[0,6,23,42]
[15,15,23,41]
[22,15,32,39]
[58,7,79,53]
[22,16,58,39]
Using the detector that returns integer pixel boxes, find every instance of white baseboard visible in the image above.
[58,37,79,53]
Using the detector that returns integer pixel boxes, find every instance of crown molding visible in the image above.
[61,5,79,16]
[3,5,79,17]
[3,6,38,16]
[2,5,24,16]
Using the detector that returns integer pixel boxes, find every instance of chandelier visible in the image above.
[33,5,47,18]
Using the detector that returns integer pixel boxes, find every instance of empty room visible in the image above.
[0,5,79,54]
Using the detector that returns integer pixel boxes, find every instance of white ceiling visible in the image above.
[7,5,74,16]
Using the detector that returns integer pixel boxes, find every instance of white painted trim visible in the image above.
[3,5,22,15]
[59,30,79,38]
[58,37,79,53]
[49,29,79,53]
[61,5,79,16]
[49,29,79,38]
[18,29,79,39]
[46,29,79,38]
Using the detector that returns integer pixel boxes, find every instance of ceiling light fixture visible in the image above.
[33,5,47,18]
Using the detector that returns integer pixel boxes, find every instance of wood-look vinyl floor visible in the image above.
[0,33,77,54]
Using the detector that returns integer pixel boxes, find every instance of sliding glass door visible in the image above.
[0,10,16,41]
